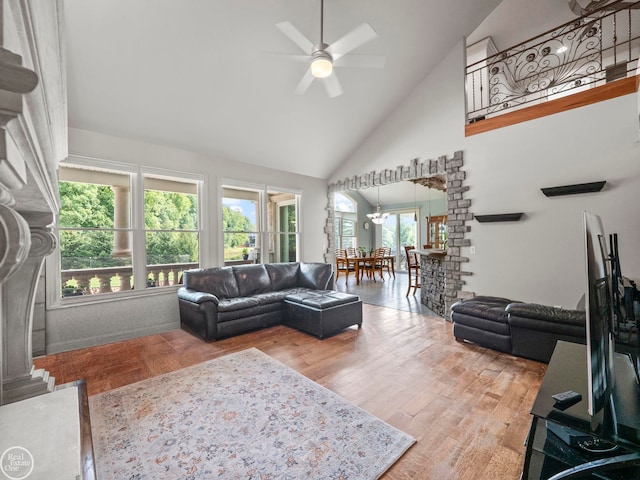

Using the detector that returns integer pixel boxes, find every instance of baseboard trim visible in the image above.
[45,322,179,354]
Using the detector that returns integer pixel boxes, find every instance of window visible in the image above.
[57,162,201,298]
[222,184,300,264]
[144,175,200,287]
[222,186,260,263]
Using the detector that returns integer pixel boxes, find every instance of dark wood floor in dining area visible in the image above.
[335,267,432,314]
[34,280,546,479]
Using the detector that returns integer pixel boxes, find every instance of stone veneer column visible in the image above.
[326,151,474,319]
[443,151,473,316]
[420,253,447,316]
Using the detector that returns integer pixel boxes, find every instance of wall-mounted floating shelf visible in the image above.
[475,213,524,223]
[540,181,606,197]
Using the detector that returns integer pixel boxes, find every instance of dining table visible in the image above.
[346,254,395,285]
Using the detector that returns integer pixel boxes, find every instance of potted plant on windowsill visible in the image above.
[62,281,84,297]
[242,248,249,261]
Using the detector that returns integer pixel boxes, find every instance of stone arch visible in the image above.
[325,151,472,318]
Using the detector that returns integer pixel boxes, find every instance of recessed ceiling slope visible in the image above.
[64,0,502,179]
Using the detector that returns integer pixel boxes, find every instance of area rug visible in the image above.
[89,348,415,479]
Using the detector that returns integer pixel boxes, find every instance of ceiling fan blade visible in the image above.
[294,69,315,95]
[326,23,378,56]
[323,73,343,98]
[333,55,385,69]
[276,21,314,54]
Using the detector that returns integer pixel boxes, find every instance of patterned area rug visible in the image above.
[89,348,415,479]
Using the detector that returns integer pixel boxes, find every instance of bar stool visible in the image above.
[404,245,421,296]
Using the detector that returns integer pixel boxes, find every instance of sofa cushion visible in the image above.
[285,290,358,309]
[217,302,283,323]
[265,263,300,291]
[299,263,332,290]
[252,290,293,305]
[451,296,514,323]
[217,296,261,312]
[232,264,272,297]
[183,267,239,299]
[506,303,585,327]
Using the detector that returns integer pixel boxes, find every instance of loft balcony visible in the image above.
[465,0,640,135]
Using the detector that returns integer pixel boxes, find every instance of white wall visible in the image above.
[45,128,329,353]
[466,0,577,51]
[331,42,640,309]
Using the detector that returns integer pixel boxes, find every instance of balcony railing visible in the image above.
[61,262,198,296]
[466,0,640,123]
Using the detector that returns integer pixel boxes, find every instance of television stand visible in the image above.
[522,341,640,479]
[546,452,640,479]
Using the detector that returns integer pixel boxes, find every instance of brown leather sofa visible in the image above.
[178,262,361,341]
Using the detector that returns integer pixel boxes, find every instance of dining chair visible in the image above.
[346,246,357,258]
[381,246,392,278]
[404,245,421,296]
[362,247,386,282]
[335,249,354,282]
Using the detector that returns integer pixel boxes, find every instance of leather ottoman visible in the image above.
[450,296,515,354]
[284,291,362,339]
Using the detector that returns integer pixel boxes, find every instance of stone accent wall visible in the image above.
[326,150,473,319]
[420,254,446,316]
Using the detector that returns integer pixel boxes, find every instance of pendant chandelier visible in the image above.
[366,187,389,225]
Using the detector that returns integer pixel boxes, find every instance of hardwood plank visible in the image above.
[34,304,545,479]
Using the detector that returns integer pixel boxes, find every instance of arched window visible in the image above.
[334,192,357,249]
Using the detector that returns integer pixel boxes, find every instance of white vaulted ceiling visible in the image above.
[64,0,502,179]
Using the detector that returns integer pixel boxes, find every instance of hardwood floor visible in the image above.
[34,303,546,479]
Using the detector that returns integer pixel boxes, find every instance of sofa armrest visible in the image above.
[177,286,220,305]
[506,303,585,326]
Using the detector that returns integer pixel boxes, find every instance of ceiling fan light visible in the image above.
[311,57,333,78]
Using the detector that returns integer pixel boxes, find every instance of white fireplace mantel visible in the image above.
[0,0,67,405]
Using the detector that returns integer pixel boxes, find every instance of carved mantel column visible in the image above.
[0,44,42,406]
[1,217,56,403]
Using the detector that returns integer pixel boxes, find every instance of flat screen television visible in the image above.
[583,211,617,435]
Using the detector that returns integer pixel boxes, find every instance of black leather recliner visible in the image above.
[506,303,586,363]
[450,296,514,355]
[451,297,586,363]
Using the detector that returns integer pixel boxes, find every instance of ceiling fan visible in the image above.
[276,0,384,98]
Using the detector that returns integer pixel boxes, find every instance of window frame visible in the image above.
[47,155,205,307]
[219,179,302,265]
[333,192,358,250]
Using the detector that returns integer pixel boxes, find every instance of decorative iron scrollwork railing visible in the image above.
[466,0,640,122]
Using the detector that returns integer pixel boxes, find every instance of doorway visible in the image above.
[380,210,418,271]
[325,151,471,318]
